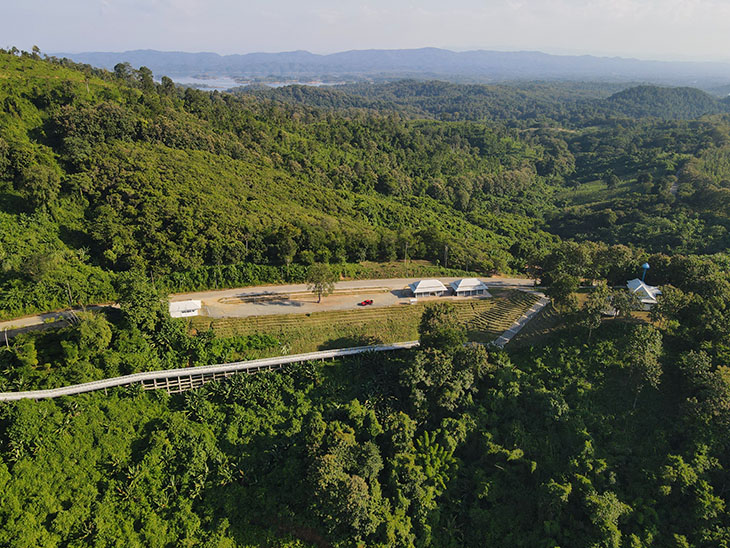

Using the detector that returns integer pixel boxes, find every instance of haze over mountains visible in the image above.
[55,47,730,91]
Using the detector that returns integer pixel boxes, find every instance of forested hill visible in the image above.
[238,80,621,123]
[4,49,730,319]
[0,50,557,317]
[240,80,730,123]
[606,85,726,119]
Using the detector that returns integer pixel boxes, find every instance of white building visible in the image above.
[626,279,662,310]
[409,279,448,298]
[169,300,202,318]
[450,278,491,297]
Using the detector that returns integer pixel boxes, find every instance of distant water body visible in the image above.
[170,76,340,91]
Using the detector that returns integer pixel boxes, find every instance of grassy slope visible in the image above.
[190,290,539,354]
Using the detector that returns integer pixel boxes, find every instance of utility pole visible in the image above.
[404,241,409,277]
[444,245,448,269]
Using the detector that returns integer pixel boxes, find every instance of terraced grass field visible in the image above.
[509,302,562,347]
[190,290,540,354]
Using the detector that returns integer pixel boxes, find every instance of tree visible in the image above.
[269,225,299,273]
[546,273,579,313]
[610,288,641,319]
[114,271,165,332]
[18,164,60,210]
[624,325,663,408]
[307,263,337,303]
[604,172,620,190]
[75,311,113,356]
[649,285,689,333]
[160,76,175,96]
[418,302,466,351]
[581,281,610,339]
[137,66,155,92]
[113,62,132,81]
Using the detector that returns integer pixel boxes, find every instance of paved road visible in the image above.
[0,276,537,331]
[0,305,114,335]
[185,276,535,318]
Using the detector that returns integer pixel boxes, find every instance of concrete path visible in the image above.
[0,341,420,401]
[492,292,550,347]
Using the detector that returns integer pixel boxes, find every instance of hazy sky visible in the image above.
[4,0,730,61]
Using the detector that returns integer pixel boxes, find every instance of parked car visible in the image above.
[358,299,374,306]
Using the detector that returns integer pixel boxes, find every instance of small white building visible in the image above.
[450,278,491,297]
[169,300,202,318]
[626,279,662,310]
[409,279,448,298]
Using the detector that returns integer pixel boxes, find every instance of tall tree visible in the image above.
[418,302,466,351]
[307,263,337,303]
[581,281,610,339]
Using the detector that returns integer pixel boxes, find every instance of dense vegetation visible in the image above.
[240,80,730,124]
[5,47,730,546]
[3,252,730,546]
[0,50,560,318]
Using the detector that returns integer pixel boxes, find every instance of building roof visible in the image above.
[626,279,662,303]
[169,300,202,313]
[409,279,447,293]
[450,278,489,292]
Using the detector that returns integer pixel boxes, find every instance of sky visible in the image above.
[3,0,730,62]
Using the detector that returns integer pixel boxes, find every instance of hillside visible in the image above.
[4,50,730,320]
[0,50,557,318]
[606,85,726,119]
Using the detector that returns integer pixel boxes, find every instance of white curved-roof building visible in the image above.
[409,279,448,297]
[627,278,662,310]
[169,300,202,318]
[450,278,491,297]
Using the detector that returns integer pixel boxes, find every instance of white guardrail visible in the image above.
[0,341,419,402]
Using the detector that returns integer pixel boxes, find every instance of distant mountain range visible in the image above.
[53,48,730,91]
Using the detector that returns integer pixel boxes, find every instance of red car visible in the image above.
[358,299,374,306]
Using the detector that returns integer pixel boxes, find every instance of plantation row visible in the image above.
[466,291,541,342]
[189,290,539,353]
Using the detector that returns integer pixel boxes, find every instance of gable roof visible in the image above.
[450,278,489,291]
[169,300,202,313]
[627,278,662,302]
[409,279,447,293]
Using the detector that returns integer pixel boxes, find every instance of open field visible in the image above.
[190,290,540,354]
